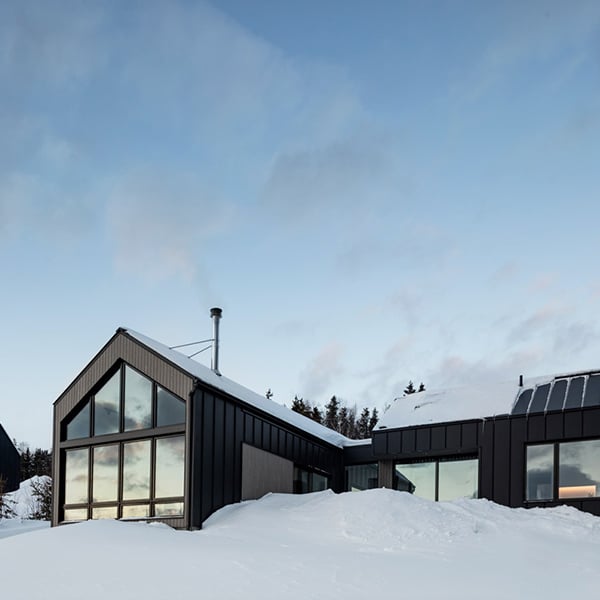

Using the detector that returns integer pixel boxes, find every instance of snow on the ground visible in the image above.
[0,476,51,539]
[3,475,51,519]
[2,489,600,599]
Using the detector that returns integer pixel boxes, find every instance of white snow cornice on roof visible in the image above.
[123,328,352,448]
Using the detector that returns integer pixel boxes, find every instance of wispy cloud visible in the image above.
[106,168,233,282]
[299,342,345,400]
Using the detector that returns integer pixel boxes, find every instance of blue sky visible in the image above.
[1,0,599,449]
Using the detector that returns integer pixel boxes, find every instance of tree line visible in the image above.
[283,379,426,440]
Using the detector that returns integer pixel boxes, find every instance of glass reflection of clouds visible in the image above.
[124,366,152,431]
[526,444,554,501]
[559,440,600,499]
[122,504,151,518]
[92,506,118,520]
[155,502,184,517]
[65,448,89,504]
[157,387,186,427]
[155,436,185,498]
[66,401,90,440]
[64,508,88,521]
[93,445,119,502]
[94,371,120,435]
[123,440,151,500]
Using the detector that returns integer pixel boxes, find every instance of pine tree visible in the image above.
[0,477,15,519]
[265,388,273,400]
[367,408,379,435]
[30,477,52,521]
[310,405,323,424]
[404,381,416,395]
[357,407,371,439]
[418,382,426,392]
[20,447,32,480]
[323,396,340,431]
[338,406,350,437]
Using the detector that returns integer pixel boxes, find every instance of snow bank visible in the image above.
[3,476,51,519]
[1,489,599,599]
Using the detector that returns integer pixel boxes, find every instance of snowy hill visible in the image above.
[0,477,51,540]
[2,475,51,519]
[1,489,599,599]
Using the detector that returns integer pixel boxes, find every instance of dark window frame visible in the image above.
[524,438,600,503]
[61,433,185,523]
[62,361,186,442]
[394,454,479,501]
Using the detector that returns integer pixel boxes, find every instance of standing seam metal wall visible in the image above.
[189,387,345,528]
[0,424,19,492]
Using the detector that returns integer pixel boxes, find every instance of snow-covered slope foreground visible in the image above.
[2,489,600,599]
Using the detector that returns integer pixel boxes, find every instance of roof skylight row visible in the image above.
[512,374,600,415]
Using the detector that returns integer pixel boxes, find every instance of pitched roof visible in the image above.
[377,369,600,431]
[124,328,352,448]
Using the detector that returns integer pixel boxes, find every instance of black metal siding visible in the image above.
[189,385,344,528]
[0,423,19,493]
[374,406,600,516]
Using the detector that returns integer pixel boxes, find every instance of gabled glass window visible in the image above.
[124,366,152,431]
[94,372,120,436]
[63,363,186,442]
[66,401,90,440]
[157,386,186,427]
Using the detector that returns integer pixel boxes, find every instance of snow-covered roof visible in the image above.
[377,369,600,431]
[123,328,351,448]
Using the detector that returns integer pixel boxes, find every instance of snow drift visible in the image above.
[1,489,599,599]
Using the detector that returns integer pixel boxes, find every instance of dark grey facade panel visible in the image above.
[0,423,19,493]
[545,412,563,439]
[564,411,582,438]
[582,407,600,437]
[190,384,344,528]
[372,419,483,461]
[343,442,376,465]
[479,421,494,500]
[509,417,527,507]
[492,418,510,506]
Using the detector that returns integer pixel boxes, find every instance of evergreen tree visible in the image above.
[30,477,52,521]
[20,447,32,480]
[0,477,15,519]
[338,406,350,437]
[323,396,340,431]
[265,388,273,400]
[404,381,416,395]
[310,405,323,424]
[357,407,371,439]
[367,408,379,435]
[291,395,310,418]
[418,382,426,392]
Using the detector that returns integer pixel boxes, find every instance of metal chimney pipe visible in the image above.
[210,307,222,375]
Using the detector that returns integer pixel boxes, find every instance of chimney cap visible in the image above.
[210,307,222,318]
